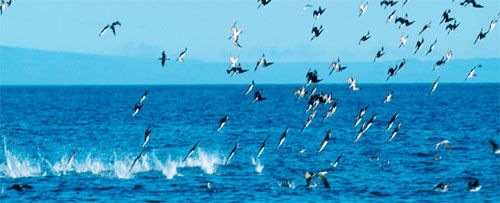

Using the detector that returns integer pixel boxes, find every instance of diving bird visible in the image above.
[373,47,385,62]
[429,77,440,94]
[128,149,145,173]
[225,141,240,165]
[467,179,482,192]
[323,100,338,121]
[459,0,483,8]
[276,127,289,150]
[386,10,396,23]
[426,40,437,55]
[359,31,371,45]
[435,140,453,151]
[473,28,489,44]
[245,80,255,96]
[229,55,239,68]
[257,0,271,8]
[445,20,460,34]
[489,19,497,32]
[347,76,361,91]
[158,51,170,67]
[318,129,332,152]
[403,0,410,5]
[363,114,377,133]
[300,4,313,12]
[304,172,330,188]
[384,91,393,103]
[217,115,229,132]
[139,90,149,104]
[306,69,322,85]
[353,106,368,129]
[66,150,76,169]
[380,0,399,9]
[358,1,368,17]
[300,109,316,132]
[332,153,343,167]
[329,58,347,74]
[387,122,401,142]
[228,22,243,48]
[419,21,432,35]
[251,90,267,103]
[386,66,397,81]
[142,126,151,148]
[183,141,200,162]
[99,21,121,37]
[311,25,324,41]
[414,38,424,54]
[132,102,142,117]
[385,113,399,132]
[394,14,415,28]
[313,6,326,19]
[433,50,453,70]
[226,64,248,76]
[489,140,500,154]
[177,48,188,62]
[256,136,270,160]
[0,0,12,15]
[399,34,409,48]
[440,10,455,24]
[396,58,406,73]
[255,54,274,71]
[465,65,480,81]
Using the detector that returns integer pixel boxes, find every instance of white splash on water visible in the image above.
[251,157,264,174]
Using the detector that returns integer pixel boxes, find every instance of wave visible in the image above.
[1,139,223,179]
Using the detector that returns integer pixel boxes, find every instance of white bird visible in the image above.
[229,55,239,68]
[0,0,12,15]
[435,140,453,151]
[384,91,393,103]
[347,76,361,91]
[177,48,188,62]
[358,1,368,17]
[318,129,332,152]
[387,122,401,142]
[300,4,313,12]
[429,77,440,94]
[489,19,497,32]
[386,10,396,23]
[465,65,480,81]
[245,80,255,96]
[228,21,243,48]
[399,34,409,48]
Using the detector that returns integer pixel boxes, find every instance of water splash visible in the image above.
[251,157,264,173]
[1,137,42,178]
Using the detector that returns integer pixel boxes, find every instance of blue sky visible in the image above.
[1,0,499,63]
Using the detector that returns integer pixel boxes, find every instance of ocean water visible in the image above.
[0,84,499,202]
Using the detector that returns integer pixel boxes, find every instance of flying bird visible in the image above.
[465,65,480,80]
[128,149,146,173]
[311,25,324,41]
[276,127,289,150]
[139,89,149,103]
[429,77,440,94]
[387,122,401,142]
[329,58,347,75]
[445,20,460,34]
[255,54,274,71]
[142,126,151,148]
[251,90,267,103]
[399,34,409,48]
[256,136,270,160]
[459,0,483,8]
[217,115,229,132]
[373,47,385,62]
[414,38,424,54]
[0,0,12,15]
[419,21,432,35]
[99,21,121,37]
[384,91,393,103]
[225,141,240,165]
[245,80,255,96]
[323,100,338,120]
[306,69,322,85]
[426,40,437,55]
[435,140,453,151]
[318,129,332,152]
[386,10,396,23]
[183,141,200,162]
[380,0,399,9]
[158,51,170,67]
[332,153,343,167]
[257,0,272,8]
[347,76,361,91]
[352,106,368,129]
[385,113,399,132]
[132,102,142,117]
[359,31,371,45]
[473,28,489,44]
[440,10,455,24]
[358,1,368,17]
[228,21,243,47]
[313,6,326,19]
[395,14,415,28]
[177,48,188,62]
[300,4,313,12]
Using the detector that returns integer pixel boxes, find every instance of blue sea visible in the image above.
[0,84,499,202]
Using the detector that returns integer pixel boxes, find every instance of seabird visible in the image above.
[313,6,326,19]
[255,54,274,71]
[403,0,410,5]
[429,77,440,94]
[99,21,121,37]
[394,13,415,28]
[386,10,396,23]
[158,51,170,67]
[380,0,399,9]
[489,140,500,154]
[385,113,399,132]
[142,126,151,148]
[66,150,76,169]
[228,22,243,48]
[384,91,393,103]
[434,183,450,192]
[386,66,397,81]
[387,122,401,142]
[433,50,452,70]
[399,34,409,48]
[217,115,229,132]
[0,0,12,15]
[354,122,366,143]
[359,31,371,45]
[318,129,332,152]
[7,184,33,192]
[435,140,453,151]
[300,4,313,12]
[440,10,455,24]
[329,58,347,75]
[474,29,489,44]
[445,20,460,34]
[306,69,322,85]
[225,141,240,165]
[347,76,361,91]
[304,172,330,188]
[358,1,368,17]
[251,90,267,103]
[257,0,271,9]
[419,21,432,35]
[414,38,424,54]
[332,153,343,167]
[373,47,385,62]
[459,0,483,8]
[140,90,149,103]
[132,102,142,117]
[294,86,308,100]
[465,65,480,81]
[229,55,239,68]
[323,100,338,120]
[226,63,248,76]
[300,109,316,132]
[256,136,270,160]
[183,141,200,162]
[489,19,497,32]
[311,25,324,41]
[352,106,368,129]
[426,40,437,55]
[276,127,289,150]
[467,179,482,192]
[177,48,188,62]
[245,80,255,96]
[128,149,145,173]
[363,114,377,133]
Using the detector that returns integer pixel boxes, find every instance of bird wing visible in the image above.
[99,25,109,36]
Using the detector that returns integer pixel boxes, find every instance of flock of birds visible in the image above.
[2,0,500,194]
